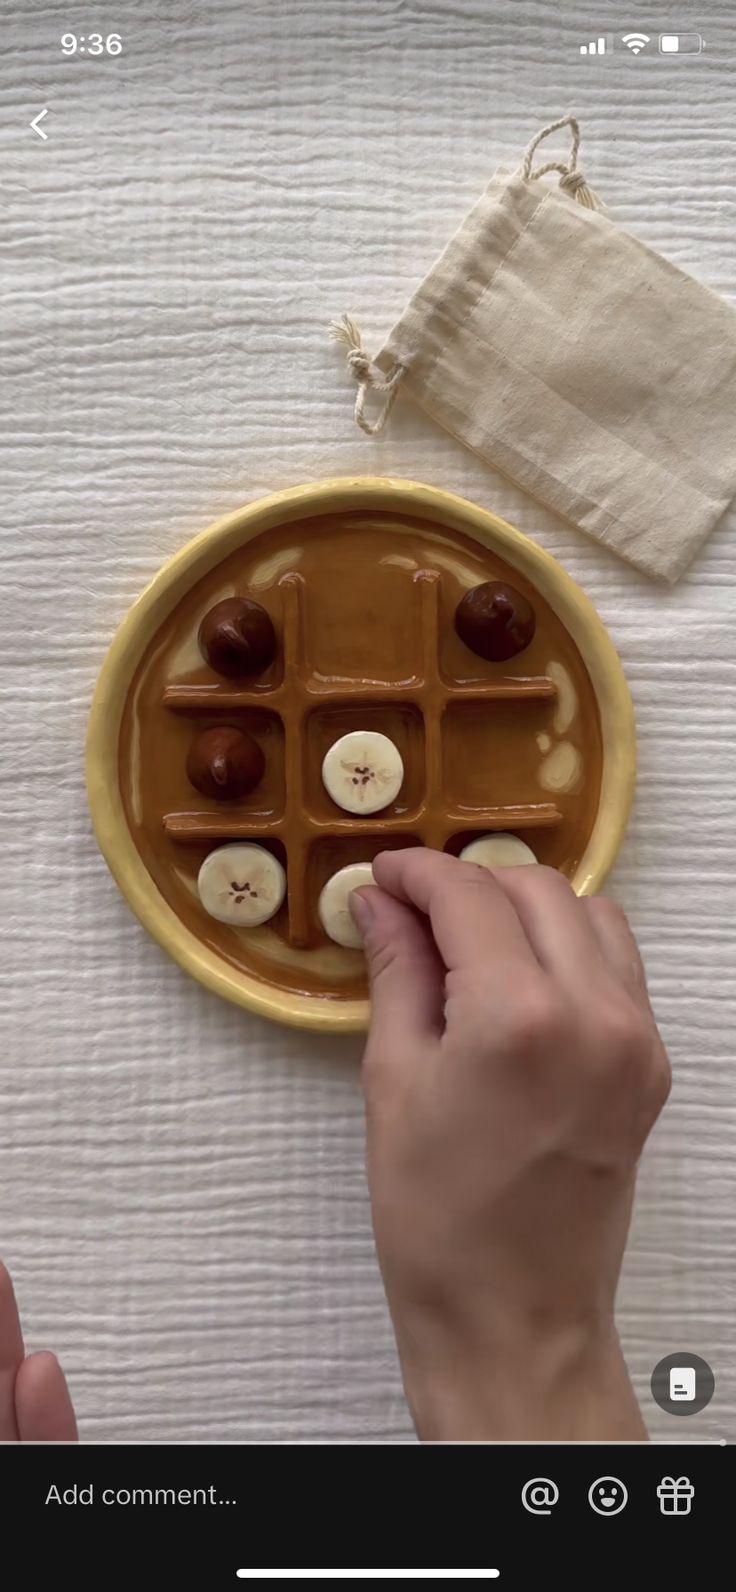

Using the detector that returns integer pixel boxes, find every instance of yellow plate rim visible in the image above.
[86,477,636,1033]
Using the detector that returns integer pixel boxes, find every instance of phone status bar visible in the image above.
[578,32,704,57]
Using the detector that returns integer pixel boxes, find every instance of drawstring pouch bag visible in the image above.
[331,117,736,583]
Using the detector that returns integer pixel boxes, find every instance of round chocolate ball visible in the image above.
[198,597,276,679]
[186,726,265,801]
[455,581,536,662]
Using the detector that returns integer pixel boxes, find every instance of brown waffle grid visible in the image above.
[161,570,561,947]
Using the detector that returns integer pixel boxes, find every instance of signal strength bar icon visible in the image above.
[580,37,606,55]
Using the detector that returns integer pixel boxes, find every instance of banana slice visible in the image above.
[197,842,286,926]
[322,731,404,816]
[318,862,376,949]
[459,833,537,869]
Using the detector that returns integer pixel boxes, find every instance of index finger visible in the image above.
[371,848,537,975]
[0,1262,24,1441]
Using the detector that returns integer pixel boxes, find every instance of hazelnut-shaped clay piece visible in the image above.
[186,726,265,800]
[455,581,536,663]
[198,597,276,678]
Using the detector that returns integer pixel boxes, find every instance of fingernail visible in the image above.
[349,888,375,938]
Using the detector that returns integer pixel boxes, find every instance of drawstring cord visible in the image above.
[520,115,601,209]
[328,314,405,435]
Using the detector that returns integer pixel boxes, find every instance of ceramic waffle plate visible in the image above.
[87,479,635,1031]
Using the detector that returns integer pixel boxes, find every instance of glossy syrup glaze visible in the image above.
[119,511,603,1000]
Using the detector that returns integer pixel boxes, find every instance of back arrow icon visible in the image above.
[30,109,48,140]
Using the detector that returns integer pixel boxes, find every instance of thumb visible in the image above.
[351,886,445,1047]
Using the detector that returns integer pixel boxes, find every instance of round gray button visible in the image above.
[650,1352,715,1415]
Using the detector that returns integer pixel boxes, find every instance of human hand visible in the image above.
[351,851,670,1440]
[0,1262,77,1440]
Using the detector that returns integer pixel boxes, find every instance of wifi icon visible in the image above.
[622,32,651,53]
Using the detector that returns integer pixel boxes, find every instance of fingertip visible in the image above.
[370,845,457,908]
[348,884,378,936]
[15,1350,78,1442]
[355,883,428,949]
[370,848,406,890]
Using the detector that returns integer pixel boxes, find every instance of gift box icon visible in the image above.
[657,1476,694,1515]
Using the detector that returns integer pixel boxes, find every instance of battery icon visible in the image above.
[659,33,703,54]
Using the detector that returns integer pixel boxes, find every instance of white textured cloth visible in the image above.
[2,0,735,1442]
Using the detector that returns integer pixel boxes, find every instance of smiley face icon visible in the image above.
[588,1477,628,1516]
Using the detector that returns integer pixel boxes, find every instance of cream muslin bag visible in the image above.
[331,117,736,583]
